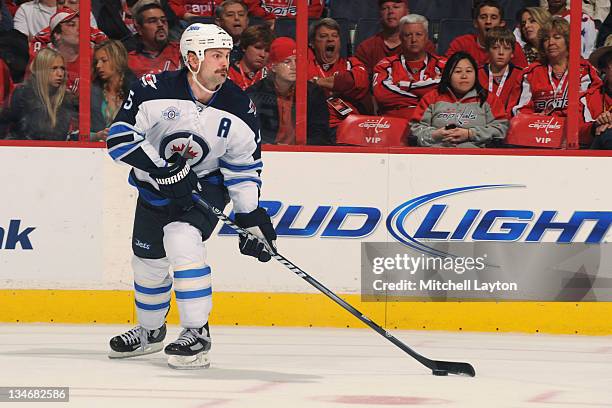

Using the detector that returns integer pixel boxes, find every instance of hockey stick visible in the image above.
[194,195,476,377]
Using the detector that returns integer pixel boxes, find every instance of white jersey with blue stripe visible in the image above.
[107,69,262,214]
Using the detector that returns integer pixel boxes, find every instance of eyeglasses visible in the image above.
[144,17,168,25]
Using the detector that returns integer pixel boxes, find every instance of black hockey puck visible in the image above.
[432,369,448,376]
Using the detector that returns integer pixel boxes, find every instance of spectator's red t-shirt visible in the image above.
[355,32,437,75]
[477,63,523,109]
[445,33,528,69]
[128,42,182,78]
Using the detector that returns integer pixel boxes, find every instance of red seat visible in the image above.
[336,115,410,147]
[506,114,565,148]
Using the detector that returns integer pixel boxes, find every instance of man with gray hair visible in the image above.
[355,0,435,75]
[373,14,446,120]
[307,18,369,133]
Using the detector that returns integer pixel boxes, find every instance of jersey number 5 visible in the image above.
[123,90,135,110]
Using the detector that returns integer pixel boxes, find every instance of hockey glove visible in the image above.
[235,207,277,262]
[150,152,201,212]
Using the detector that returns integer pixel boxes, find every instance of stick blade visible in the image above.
[431,360,476,377]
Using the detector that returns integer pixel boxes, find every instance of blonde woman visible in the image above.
[3,47,77,140]
[516,7,552,65]
[91,40,136,141]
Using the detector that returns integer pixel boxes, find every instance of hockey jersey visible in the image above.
[477,63,523,109]
[355,32,437,74]
[445,34,528,69]
[256,0,324,18]
[107,68,263,214]
[373,53,446,120]
[128,42,182,78]
[307,53,369,128]
[509,59,601,118]
[557,9,597,59]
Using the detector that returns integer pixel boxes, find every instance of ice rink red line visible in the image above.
[527,390,612,406]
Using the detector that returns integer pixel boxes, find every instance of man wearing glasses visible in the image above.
[128,2,181,77]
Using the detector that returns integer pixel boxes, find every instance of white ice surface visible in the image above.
[0,324,611,407]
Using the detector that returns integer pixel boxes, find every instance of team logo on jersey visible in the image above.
[162,106,180,121]
[159,132,209,167]
[141,73,158,89]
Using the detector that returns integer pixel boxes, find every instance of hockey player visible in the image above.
[106,23,277,369]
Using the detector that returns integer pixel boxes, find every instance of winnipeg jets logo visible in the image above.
[160,132,209,167]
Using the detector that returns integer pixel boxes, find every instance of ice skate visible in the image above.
[165,324,211,370]
[108,324,166,359]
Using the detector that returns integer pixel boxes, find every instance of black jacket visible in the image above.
[2,83,77,140]
[246,77,331,145]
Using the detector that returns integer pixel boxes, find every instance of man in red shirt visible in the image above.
[49,8,84,94]
[228,24,273,90]
[307,18,369,130]
[355,0,435,75]
[477,27,523,109]
[128,2,181,77]
[446,0,528,68]
[373,14,445,121]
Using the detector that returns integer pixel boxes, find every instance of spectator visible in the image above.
[509,18,602,144]
[478,27,524,109]
[29,7,106,58]
[446,0,528,68]
[582,35,612,148]
[215,0,249,64]
[228,24,273,90]
[97,0,179,43]
[308,18,369,132]
[47,8,85,93]
[542,0,597,58]
[515,7,552,64]
[355,0,436,75]
[91,39,136,141]
[127,2,181,77]
[56,0,98,27]
[410,51,509,148]
[5,0,18,17]
[14,0,56,38]
[0,28,29,83]
[540,0,609,26]
[373,14,445,121]
[0,0,14,32]
[246,37,330,145]
[2,47,76,140]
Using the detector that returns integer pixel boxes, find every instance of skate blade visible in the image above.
[108,342,163,359]
[167,353,210,370]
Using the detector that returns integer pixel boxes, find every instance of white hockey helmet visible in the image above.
[179,23,233,66]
